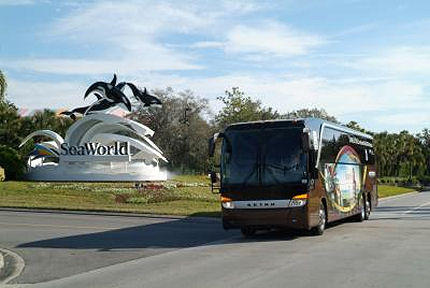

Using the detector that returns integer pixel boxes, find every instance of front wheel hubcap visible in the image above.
[319,206,326,229]
[366,200,371,216]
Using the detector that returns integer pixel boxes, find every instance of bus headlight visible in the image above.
[221,196,234,209]
[289,199,307,207]
[222,201,235,209]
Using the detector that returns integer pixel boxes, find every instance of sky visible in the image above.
[1,0,429,133]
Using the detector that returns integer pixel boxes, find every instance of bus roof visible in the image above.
[224,118,373,140]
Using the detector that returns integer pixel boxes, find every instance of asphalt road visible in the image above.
[1,190,430,288]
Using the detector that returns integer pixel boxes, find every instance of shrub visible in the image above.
[418,175,430,185]
[379,176,421,186]
[0,145,26,180]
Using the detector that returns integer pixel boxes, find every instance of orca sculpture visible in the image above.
[127,83,162,107]
[61,74,161,119]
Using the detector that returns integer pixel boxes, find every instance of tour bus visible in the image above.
[208,118,377,236]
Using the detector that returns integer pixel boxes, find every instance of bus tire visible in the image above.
[241,227,256,237]
[364,195,371,220]
[311,202,326,236]
[354,196,366,222]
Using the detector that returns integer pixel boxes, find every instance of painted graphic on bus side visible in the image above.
[324,145,363,213]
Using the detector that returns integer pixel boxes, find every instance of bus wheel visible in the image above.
[364,196,371,220]
[354,197,366,222]
[312,202,326,236]
[241,227,256,237]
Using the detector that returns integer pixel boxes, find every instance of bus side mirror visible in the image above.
[210,171,217,183]
[302,129,319,152]
[310,163,319,180]
[308,149,319,180]
[310,131,320,179]
[312,131,319,151]
[209,133,223,193]
[303,128,319,180]
[209,171,220,194]
[208,138,215,157]
[208,132,224,157]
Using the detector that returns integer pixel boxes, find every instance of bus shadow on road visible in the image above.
[16,216,328,251]
[225,222,348,243]
[17,217,238,251]
[18,208,414,251]
[233,230,302,243]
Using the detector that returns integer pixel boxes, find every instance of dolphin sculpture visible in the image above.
[84,75,131,112]
[61,74,161,119]
[126,83,162,107]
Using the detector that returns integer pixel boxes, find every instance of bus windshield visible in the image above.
[221,127,306,186]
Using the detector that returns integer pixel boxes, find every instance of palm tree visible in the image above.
[0,101,22,148]
[0,70,7,101]
[418,129,430,175]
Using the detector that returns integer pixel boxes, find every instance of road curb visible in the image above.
[0,248,25,285]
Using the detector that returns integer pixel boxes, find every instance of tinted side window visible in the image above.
[320,127,374,166]
[320,128,349,166]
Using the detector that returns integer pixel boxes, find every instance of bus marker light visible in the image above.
[290,194,308,207]
[292,194,308,200]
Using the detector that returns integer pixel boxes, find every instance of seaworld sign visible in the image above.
[60,142,130,162]
[19,74,167,182]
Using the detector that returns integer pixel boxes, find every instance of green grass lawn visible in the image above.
[378,185,416,198]
[0,179,416,217]
[0,175,220,217]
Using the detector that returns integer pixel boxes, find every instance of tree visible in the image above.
[374,130,427,178]
[131,87,212,173]
[373,132,389,176]
[417,129,430,175]
[18,109,73,156]
[345,121,373,134]
[0,101,22,149]
[21,109,73,138]
[0,70,6,101]
[282,108,338,123]
[215,87,279,129]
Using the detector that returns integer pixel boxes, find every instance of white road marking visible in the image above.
[0,252,4,271]
[403,201,430,214]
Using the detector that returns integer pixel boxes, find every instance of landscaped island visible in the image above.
[0,176,415,217]
[0,175,219,217]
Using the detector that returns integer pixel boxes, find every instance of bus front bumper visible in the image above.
[222,206,309,230]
